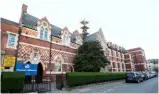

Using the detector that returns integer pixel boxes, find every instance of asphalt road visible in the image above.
[67,77,158,93]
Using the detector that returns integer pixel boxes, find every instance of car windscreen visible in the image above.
[127,73,134,77]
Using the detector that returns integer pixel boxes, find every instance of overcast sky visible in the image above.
[0,0,159,59]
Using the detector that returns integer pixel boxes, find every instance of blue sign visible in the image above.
[16,62,38,76]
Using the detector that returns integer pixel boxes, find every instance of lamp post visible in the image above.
[48,34,53,91]
[49,35,53,82]
[14,26,22,71]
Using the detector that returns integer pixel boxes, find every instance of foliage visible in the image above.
[74,41,110,72]
[1,72,25,93]
[66,72,126,87]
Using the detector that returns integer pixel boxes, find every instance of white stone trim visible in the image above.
[19,42,77,55]
[134,63,146,65]
[125,63,131,64]
[129,50,143,53]
[46,71,66,74]
[62,63,74,65]
[22,33,78,49]
[6,31,19,49]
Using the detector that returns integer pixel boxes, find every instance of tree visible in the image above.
[74,41,110,72]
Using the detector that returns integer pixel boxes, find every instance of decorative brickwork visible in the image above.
[17,43,76,74]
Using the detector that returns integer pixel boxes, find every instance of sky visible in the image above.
[0,0,159,59]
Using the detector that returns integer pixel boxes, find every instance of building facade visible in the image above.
[1,4,147,81]
[105,42,127,72]
[127,47,147,71]
[147,59,158,71]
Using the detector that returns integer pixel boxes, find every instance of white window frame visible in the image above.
[54,61,62,72]
[40,26,48,41]
[113,50,116,57]
[109,49,111,56]
[6,31,18,49]
[118,52,120,58]
[76,36,83,45]
[62,31,70,46]
[122,53,124,59]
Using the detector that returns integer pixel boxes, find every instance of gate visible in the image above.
[22,75,51,93]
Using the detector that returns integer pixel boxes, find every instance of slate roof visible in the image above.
[1,18,19,26]
[21,13,63,37]
[84,31,99,42]
[1,12,102,43]
[51,24,62,38]
[71,30,79,42]
[22,13,38,29]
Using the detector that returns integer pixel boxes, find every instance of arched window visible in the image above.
[40,26,44,40]
[62,32,70,46]
[44,28,48,40]
[40,24,48,41]
[54,58,62,72]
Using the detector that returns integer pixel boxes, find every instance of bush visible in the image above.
[66,72,126,87]
[1,72,25,93]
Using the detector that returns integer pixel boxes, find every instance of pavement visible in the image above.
[48,77,158,93]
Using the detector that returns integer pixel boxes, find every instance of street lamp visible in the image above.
[14,26,22,71]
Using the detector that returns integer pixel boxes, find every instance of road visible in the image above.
[67,77,158,93]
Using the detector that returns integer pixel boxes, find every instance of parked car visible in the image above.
[140,72,148,80]
[125,72,143,83]
[149,72,154,78]
[151,71,157,77]
[145,72,151,79]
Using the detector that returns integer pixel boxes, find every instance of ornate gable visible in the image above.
[36,17,51,41]
[61,27,71,37]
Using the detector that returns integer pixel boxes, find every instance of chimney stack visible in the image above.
[22,4,28,13]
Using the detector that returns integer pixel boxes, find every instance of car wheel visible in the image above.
[137,79,140,83]
[125,80,129,83]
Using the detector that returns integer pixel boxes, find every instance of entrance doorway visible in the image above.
[35,62,43,83]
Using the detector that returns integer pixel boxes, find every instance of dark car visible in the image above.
[125,72,143,83]
[140,72,149,80]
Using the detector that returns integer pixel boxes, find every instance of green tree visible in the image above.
[74,41,110,72]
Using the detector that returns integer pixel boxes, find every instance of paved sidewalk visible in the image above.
[48,80,124,93]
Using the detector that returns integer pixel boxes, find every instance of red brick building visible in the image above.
[1,4,147,81]
[127,47,147,71]
[105,42,127,72]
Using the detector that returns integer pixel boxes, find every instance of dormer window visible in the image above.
[39,21,49,41]
[76,36,83,45]
[62,30,70,46]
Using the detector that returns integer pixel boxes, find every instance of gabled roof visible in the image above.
[1,18,19,26]
[21,13,63,37]
[84,29,101,42]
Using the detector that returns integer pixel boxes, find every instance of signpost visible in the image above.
[15,62,38,76]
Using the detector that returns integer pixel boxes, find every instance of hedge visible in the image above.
[1,72,25,93]
[66,72,126,87]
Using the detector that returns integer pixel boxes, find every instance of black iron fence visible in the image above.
[22,75,51,93]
